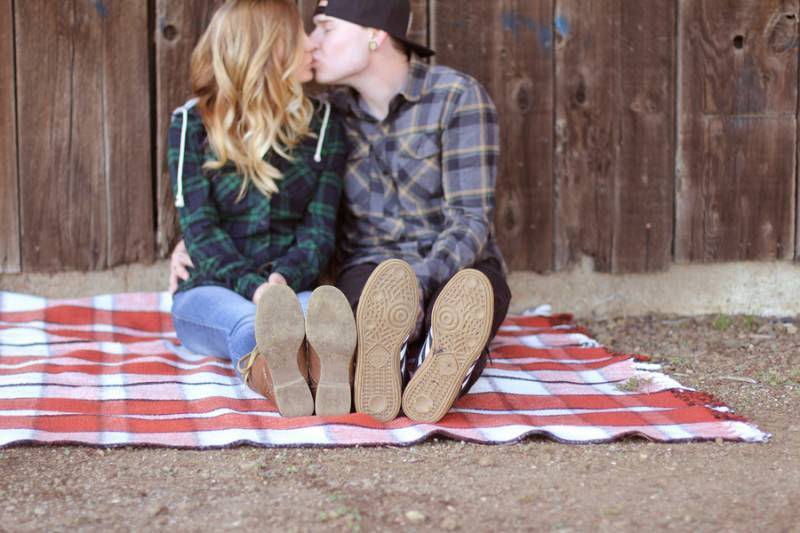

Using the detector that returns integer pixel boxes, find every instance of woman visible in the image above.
[168,0,355,418]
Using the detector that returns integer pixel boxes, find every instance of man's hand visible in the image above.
[252,273,288,304]
[168,240,194,295]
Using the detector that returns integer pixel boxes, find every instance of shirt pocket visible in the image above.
[396,131,442,198]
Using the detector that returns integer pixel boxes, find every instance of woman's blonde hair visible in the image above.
[190,0,314,199]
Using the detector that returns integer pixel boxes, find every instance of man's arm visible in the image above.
[412,80,500,299]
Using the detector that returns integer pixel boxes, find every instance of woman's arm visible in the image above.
[411,81,499,299]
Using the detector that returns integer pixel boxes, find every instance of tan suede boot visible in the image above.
[305,285,356,416]
[238,344,310,413]
[238,284,313,417]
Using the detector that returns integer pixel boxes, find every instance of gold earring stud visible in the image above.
[369,39,378,51]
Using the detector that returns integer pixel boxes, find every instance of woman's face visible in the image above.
[309,15,371,85]
[290,31,315,84]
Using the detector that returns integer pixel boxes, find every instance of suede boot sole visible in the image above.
[306,285,356,416]
[402,269,493,423]
[255,285,313,417]
[354,259,418,422]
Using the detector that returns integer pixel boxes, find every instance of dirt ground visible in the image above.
[1,314,798,532]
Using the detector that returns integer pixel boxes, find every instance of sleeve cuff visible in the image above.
[271,262,303,293]
[235,273,267,301]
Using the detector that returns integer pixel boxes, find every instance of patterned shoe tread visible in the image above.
[354,259,419,422]
[402,269,493,423]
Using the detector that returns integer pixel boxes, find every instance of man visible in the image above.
[171,0,511,423]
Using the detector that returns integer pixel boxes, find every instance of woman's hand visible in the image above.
[252,273,288,303]
[168,240,194,295]
[267,272,287,286]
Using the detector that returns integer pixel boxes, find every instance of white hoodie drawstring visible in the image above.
[174,108,188,208]
[174,100,198,208]
[314,101,331,163]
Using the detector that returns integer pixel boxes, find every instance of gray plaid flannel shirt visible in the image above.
[326,59,506,299]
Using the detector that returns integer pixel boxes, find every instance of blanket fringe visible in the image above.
[670,390,748,422]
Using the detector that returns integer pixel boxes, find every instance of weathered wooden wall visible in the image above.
[676,0,798,262]
[552,0,676,273]
[1,0,798,275]
[11,0,154,272]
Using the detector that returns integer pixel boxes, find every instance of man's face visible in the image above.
[309,14,371,85]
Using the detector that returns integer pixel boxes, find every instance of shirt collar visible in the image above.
[399,57,429,103]
[327,86,362,117]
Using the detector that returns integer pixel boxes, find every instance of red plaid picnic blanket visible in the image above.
[0,292,769,447]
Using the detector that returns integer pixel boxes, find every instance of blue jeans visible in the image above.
[171,285,312,373]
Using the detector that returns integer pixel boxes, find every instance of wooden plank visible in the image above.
[103,2,154,267]
[155,0,224,257]
[554,1,677,273]
[433,0,554,272]
[16,1,107,271]
[16,0,153,272]
[613,1,676,272]
[0,0,19,273]
[677,0,797,262]
[408,0,429,49]
[297,0,318,33]
[554,0,620,272]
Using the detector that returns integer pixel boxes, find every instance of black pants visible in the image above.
[336,258,512,395]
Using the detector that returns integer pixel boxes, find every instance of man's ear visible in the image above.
[369,29,390,47]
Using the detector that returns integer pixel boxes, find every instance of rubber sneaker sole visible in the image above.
[255,285,313,417]
[306,285,357,417]
[354,259,419,422]
[401,269,493,423]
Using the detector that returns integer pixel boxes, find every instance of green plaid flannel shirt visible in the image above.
[168,99,348,299]
[326,58,505,299]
